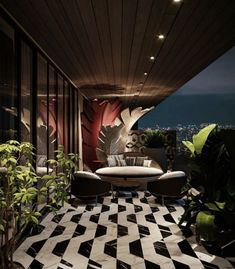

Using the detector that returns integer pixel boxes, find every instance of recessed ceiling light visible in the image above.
[144,72,148,76]
[150,56,155,60]
[158,34,165,39]
[173,0,182,2]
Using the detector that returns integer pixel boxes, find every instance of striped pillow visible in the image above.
[135,156,148,166]
[125,156,136,166]
[117,159,127,166]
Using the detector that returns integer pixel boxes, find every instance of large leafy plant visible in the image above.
[0,141,47,269]
[0,142,79,269]
[46,145,79,207]
[180,124,235,243]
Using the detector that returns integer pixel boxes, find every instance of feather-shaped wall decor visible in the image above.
[82,98,122,169]
[96,106,154,159]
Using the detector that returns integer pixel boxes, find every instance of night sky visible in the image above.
[139,46,235,128]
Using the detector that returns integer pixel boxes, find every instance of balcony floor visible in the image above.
[14,192,234,269]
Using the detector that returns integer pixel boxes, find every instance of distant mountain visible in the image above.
[139,93,235,128]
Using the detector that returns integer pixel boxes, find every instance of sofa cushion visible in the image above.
[107,154,124,166]
[107,156,117,167]
[117,159,127,166]
[125,156,136,166]
[135,156,148,166]
[143,160,152,167]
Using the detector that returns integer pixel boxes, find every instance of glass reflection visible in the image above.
[21,41,32,142]
[0,20,17,142]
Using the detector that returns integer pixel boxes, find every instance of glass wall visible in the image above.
[0,10,80,171]
[0,18,17,142]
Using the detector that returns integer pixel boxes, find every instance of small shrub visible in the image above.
[144,130,165,148]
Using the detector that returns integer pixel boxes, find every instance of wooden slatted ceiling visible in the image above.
[1,0,235,108]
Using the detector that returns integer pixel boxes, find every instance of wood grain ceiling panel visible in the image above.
[121,0,138,90]
[30,0,88,81]
[1,0,235,108]
[126,0,168,104]
[57,0,99,84]
[124,0,153,96]
[134,0,234,107]
[3,0,76,77]
[107,0,122,86]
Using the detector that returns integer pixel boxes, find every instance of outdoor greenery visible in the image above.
[144,130,165,148]
[47,145,79,208]
[0,141,79,269]
[0,141,46,269]
[180,124,235,244]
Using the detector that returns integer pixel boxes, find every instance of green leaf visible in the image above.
[14,193,23,199]
[40,187,48,192]
[27,187,38,194]
[31,216,39,224]
[8,140,20,145]
[0,224,5,232]
[42,175,54,180]
[47,159,58,165]
[46,179,55,187]
[196,211,217,242]
[34,212,41,217]
[193,124,217,154]
[205,202,225,211]
[182,141,195,156]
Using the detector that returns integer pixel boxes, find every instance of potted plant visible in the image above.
[179,124,235,247]
[142,130,168,170]
[46,145,79,207]
[0,140,48,269]
[144,130,165,148]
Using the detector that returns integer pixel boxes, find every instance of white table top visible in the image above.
[96,166,163,178]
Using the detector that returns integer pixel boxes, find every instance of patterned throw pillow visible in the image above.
[107,154,124,166]
[135,156,148,166]
[114,154,124,162]
[107,156,117,167]
[125,156,136,166]
[117,159,127,166]
[143,160,152,167]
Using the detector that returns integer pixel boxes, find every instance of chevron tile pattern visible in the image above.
[13,192,235,269]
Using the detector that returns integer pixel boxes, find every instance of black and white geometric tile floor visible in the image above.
[13,192,235,269]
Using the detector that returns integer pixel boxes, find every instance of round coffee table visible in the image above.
[96,166,163,197]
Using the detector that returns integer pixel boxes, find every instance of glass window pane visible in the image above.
[37,55,48,169]
[21,41,32,142]
[48,66,56,158]
[74,90,78,154]
[64,80,69,153]
[69,86,74,153]
[57,74,64,146]
[0,20,16,142]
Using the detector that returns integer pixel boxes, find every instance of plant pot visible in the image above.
[142,147,167,171]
